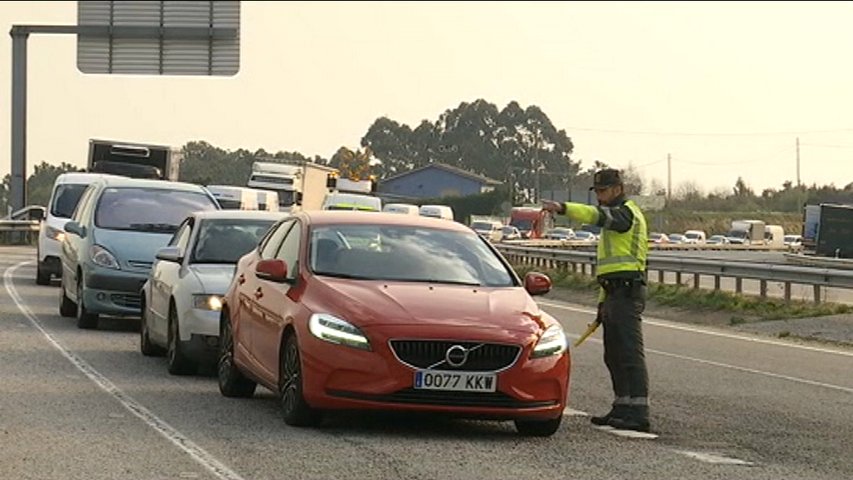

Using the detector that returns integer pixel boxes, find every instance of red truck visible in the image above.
[509,207,554,239]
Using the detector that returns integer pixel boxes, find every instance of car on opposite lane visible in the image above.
[218,211,570,436]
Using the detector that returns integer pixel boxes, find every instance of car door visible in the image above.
[61,185,96,300]
[237,219,293,379]
[149,218,194,343]
[253,220,303,381]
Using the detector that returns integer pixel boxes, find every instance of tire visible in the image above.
[76,279,99,329]
[166,304,197,375]
[279,333,321,427]
[140,299,165,357]
[218,312,256,398]
[514,416,562,437]
[59,277,76,318]
[36,263,51,285]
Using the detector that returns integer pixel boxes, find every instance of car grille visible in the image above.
[127,260,153,270]
[328,389,556,409]
[111,293,141,310]
[389,340,521,372]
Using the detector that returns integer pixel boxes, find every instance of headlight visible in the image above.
[90,244,120,270]
[308,313,371,351]
[45,225,65,242]
[531,324,567,358]
[192,294,223,311]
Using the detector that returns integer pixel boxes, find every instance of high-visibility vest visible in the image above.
[563,199,647,275]
[596,200,647,276]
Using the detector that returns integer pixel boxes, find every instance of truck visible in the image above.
[802,204,821,251]
[88,138,181,181]
[815,204,853,258]
[509,207,554,239]
[247,161,337,211]
[726,219,765,245]
[321,174,382,211]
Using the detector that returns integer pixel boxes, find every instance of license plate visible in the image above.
[413,370,496,392]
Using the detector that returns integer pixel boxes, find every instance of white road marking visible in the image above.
[563,407,588,416]
[4,261,246,480]
[540,300,853,395]
[592,425,659,440]
[539,299,853,357]
[675,450,754,466]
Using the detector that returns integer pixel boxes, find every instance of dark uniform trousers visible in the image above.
[600,278,649,401]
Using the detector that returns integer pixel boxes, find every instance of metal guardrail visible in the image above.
[502,239,799,252]
[0,220,39,244]
[496,244,853,303]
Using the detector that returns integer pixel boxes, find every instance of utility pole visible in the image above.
[796,137,801,187]
[667,153,672,199]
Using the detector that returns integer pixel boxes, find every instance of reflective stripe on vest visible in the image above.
[597,200,648,275]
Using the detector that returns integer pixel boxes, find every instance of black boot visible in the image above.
[590,404,630,426]
[607,405,650,432]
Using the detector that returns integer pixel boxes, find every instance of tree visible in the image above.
[621,163,643,196]
[674,180,703,201]
[27,162,82,207]
[733,177,753,197]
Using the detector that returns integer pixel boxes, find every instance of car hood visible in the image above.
[92,229,173,272]
[308,278,545,334]
[189,264,236,294]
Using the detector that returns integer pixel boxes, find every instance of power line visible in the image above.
[565,126,853,137]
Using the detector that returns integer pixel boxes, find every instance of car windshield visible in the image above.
[95,187,218,232]
[510,219,533,231]
[501,226,517,234]
[191,219,275,264]
[576,231,592,238]
[471,221,496,231]
[685,233,700,239]
[727,230,747,238]
[50,183,88,218]
[310,225,515,287]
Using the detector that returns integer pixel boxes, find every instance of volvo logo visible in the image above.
[445,345,469,367]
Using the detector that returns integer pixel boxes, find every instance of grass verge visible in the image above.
[513,264,853,321]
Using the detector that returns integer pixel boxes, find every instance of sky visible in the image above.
[2,1,853,195]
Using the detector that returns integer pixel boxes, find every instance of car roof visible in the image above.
[302,210,469,232]
[192,210,289,221]
[54,172,123,185]
[96,176,209,192]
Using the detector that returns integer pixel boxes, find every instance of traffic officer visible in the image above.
[542,168,651,432]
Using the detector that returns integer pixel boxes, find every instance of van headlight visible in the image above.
[531,324,567,358]
[45,225,65,241]
[308,313,371,351]
[90,244,120,270]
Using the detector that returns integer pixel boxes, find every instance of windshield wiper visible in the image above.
[129,223,179,233]
[391,278,481,286]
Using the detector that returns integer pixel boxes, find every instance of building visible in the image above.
[378,162,503,200]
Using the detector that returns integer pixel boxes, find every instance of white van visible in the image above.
[764,225,785,248]
[207,185,279,212]
[321,192,382,212]
[419,205,454,221]
[36,172,118,285]
[383,203,420,215]
[683,230,707,244]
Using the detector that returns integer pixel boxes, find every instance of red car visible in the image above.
[218,211,570,436]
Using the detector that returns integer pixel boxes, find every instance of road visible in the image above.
[2,246,851,480]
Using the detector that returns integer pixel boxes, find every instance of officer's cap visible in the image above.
[590,168,623,191]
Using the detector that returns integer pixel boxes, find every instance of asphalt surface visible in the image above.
[2,246,852,480]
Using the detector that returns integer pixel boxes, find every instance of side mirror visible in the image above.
[524,272,552,296]
[256,258,289,283]
[31,208,45,221]
[64,221,85,238]
[155,246,184,263]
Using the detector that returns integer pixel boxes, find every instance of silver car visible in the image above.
[140,210,286,374]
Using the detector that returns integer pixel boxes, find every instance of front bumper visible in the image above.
[82,269,148,317]
[298,324,570,420]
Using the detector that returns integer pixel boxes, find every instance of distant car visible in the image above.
[500,225,522,241]
[218,211,569,436]
[544,227,575,241]
[649,233,669,244]
[783,235,803,247]
[383,203,420,215]
[707,235,730,245]
[573,230,597,242]
[58,177,220,329]
[668,233,686,244]
[470,220,504,242]
[141,210,284,375]
[683,230,706,244]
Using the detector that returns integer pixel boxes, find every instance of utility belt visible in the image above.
[598,276,646,294]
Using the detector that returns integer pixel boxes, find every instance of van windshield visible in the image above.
[50,184,88,219]
[95,188,218,232]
